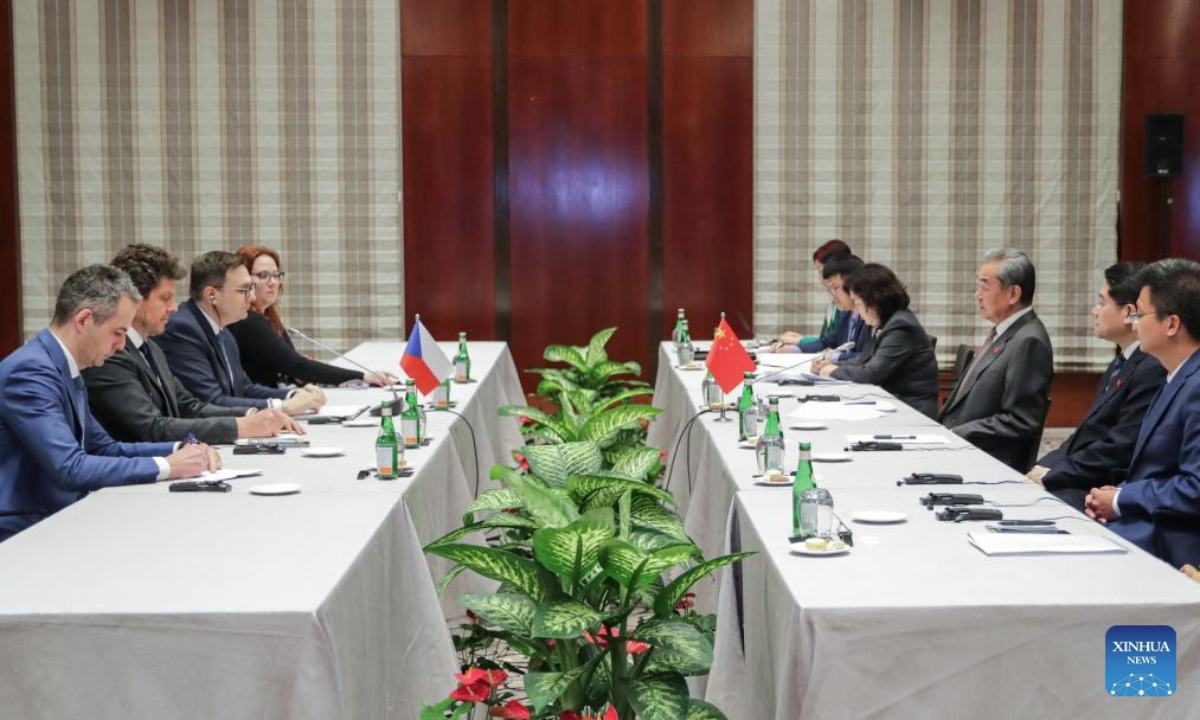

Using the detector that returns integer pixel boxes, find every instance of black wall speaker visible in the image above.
[1145,113,1184,177]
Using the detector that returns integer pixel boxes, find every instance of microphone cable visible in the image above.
[432,407,481,498]
[663,409,712,495]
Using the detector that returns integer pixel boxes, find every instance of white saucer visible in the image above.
[679,363,704,371]
[852,510,908,524]
[790,421,828,431]
[301,447,345,458]
[343,418,378,428]
[789,541,851,557]
[812,451,852,462]
[876,401,897,413]
[249,482,302,496]
[754,478,794,487]
[739,438,759,449]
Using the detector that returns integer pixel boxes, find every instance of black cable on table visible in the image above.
[434,407,481,498]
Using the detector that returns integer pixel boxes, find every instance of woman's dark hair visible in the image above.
[843,263,910,324]
[812,239,851,264]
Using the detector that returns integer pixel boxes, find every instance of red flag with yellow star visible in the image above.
[705,318,756,393]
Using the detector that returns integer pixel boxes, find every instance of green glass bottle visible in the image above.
[454,332,471,383]
[376,401,400,479]
[671,308,687,348]
[401,379,422,449]
[737,371,758,442]
[792,441,815,535]
[676,320,695,366]
[433,377,451,409]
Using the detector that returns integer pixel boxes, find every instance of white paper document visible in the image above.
[168,468,264,483]
[787,404,885,422]
[301,405,369,421]
[967,532,1128,556]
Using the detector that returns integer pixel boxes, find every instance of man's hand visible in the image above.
[166,444,211,479]
[778,332,801,345]
[301,384,327,405]
[281,414,306,435]
[282,387,324,416]
[363,370,398,387]
[237,408,287,438]
[816,361,837,378]
[1026,465,1050,484]
[1085,486,1119,524]
[1181,564,1200,583]
[206,445,222,472]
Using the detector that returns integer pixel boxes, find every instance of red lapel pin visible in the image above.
[992,346,1001,355]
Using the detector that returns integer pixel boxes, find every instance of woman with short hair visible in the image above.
[813,263,939,418]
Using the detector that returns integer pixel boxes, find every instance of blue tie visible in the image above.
[1103,353,1126,393]
[72,376,88,446]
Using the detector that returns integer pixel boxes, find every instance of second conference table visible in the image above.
[648,342,1200,719]
[0,341,524,720]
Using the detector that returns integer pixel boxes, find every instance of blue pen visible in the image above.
[186,432,199,444]
[845,400,876,406]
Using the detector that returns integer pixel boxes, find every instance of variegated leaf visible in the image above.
[595,387,657,413]
[459,592,537,634]
[426,543,545,601]
[613,445,664,480]
[635,620,713,675]
[498,404,576,442]
[524,441,603,485]
[632,504,689,542]
[654,552,755,618]
[586,327,618,366]
[532,517,615,586]
[543,344,589,372]
[465,487,521,515]
[525,669,585,713]
[509,477,578,528]
[686,700,729,720]
[569,475,674,506]
[629,673,689,720]
[579,406,662,448]
[531,599,604,639]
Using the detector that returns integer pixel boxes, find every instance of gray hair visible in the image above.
[983,248,1036,306]
[52,264,142,326]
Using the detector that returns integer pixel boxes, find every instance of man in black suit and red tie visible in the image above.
[1027,262,1165,510]
[939,249,1054,472]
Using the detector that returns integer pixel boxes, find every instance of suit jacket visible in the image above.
[1109,349,1200,567]
[831,309,939,418]
[799,310,864,362]
[227,311,362,387]
[1039,347,1165,507]
[938,309,1054,472]
[83,339,243,445]
[0,330,175,541]
[155,301,290,410]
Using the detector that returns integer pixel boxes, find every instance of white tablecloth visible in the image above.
[0,341,524,719]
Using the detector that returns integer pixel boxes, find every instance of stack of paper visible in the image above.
[967,532,1128,556]
[787,404,885,422]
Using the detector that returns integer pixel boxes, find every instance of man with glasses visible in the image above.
[1086,258,1200,568]
[1027,263,1164,510]
[156,251,325,415]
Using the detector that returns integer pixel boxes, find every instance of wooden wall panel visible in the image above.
[0,0,19,356]
[1120,0,1200,262]
[400,3,496,341]
[663,0,753,57]
[509,0,646,57]
[508,56,650,382]
[662,57,753,340]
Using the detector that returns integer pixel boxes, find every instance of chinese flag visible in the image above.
[705,318,756,393]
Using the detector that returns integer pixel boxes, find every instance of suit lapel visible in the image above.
[35,331,86,442]
[129,344,174,415]
[1130,350,1200,467]
[184,301,235,395]
[1078,351,1142,428]
[944,310,1037,416]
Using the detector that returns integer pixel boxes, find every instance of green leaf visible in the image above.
[631,504,689,542]
[498,405,576,442]
[531,599,604,638]
[635,620,714,675]
[459,592,538,634]
[595,387,656,412]
[426,543,546,602]
[629,527,686,552]
[420,697,457,720]
[523,441,604,485]
[686,700,729,720]
[525,669,585,713]
[508,476,579,528]
[544,344,589,372]
[466,487,521,515]
[654,552,755,617]
[613,445,664,480]
[569,474,675,507]
[480,513,539,531]
[579,405,663,448]
[601,541,691,590]
[532,517,615,588]
[434,564,467,596]
[629,673,690,720]
[587,327,617,362]
[425,523,487,550]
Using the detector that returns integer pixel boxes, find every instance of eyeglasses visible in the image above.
[252,271,286,282]
[1129,310,1163,326]
[217,285,255,297]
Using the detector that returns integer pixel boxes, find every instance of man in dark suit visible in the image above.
[155,251,325,415]
[939,249,1054,472]
[1086,259,1200,568]
[84,245,301,444]
[0,265,215,542]
[1029,263,1165,510]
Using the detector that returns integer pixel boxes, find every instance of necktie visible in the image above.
[957,327,998,397]
[72,376,88,445]
[217,334,236,389]
[1103,353,1127,393]
[139,343,163,387]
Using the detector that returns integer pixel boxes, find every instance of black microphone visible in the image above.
[755,341,855,384]
[287,326,380,379]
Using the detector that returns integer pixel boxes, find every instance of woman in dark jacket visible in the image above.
[228,246,396,388]
[813,263,939,418]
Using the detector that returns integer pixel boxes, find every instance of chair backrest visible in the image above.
[952,343,975,385]
[927,334,938,351]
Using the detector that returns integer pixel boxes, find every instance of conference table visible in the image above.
[0,341,524,720]
[649,342,1200,719]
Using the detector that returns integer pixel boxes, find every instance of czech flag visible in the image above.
[401,317,454,394]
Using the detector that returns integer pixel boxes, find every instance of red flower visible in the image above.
[495,700,531,719]
[658,449,668,462]
[449,668,507,702]
[560,707,618,720]
[674,592,696,612]
[583,626,650,655]
[519,416,537,427]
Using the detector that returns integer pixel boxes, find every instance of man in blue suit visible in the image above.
[0,265,216,542]
[154,251,325,415]
[1028,263,1165,510]
[1086,259,1200,568]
